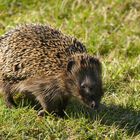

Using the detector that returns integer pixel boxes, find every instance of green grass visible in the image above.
[0,0,140,139]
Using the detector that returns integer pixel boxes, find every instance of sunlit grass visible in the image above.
[0,0,140,139]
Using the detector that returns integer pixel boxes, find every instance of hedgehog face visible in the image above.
[67,55,103,109]
[78,69,103,109]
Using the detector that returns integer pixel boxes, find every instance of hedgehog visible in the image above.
[0,24,103,116]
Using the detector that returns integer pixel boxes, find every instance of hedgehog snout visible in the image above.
[90,100,96,109]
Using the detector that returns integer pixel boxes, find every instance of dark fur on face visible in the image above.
[66,53,103,109]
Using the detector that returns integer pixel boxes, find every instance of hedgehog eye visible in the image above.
[80,83,86,89]
[81,85,86,89]
[89,86,93,91]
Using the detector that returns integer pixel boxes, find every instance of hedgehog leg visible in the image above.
[3,83,17,108]
[57,97,69,117]
[36,94,48,116]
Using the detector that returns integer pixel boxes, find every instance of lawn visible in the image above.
[0,0,140,139]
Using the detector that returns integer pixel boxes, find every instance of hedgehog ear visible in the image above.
[67,60,75,72]
[89,57,96,64]
[89,57,100,65]
[90,57,102,73]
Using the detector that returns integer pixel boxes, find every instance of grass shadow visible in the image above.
[1,94,139,137]
[66,100,140,137]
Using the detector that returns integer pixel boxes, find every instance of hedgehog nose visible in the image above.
[90,101,96,109]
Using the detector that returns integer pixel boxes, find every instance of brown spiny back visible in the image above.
[0,24,86,84]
